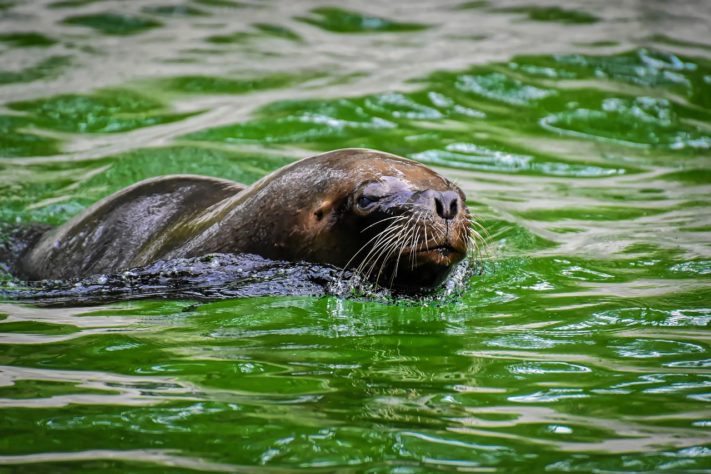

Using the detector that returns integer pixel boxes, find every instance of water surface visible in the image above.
[0,0,710,472]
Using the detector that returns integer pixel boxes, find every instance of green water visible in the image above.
[1,0,710,472]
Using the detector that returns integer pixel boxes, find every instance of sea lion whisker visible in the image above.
[468,225,486,254]
[387,209,421,282]
[391,212,416,273]
[387,216,420,285]
[356,220,407,269]
[342,218,408,275]
[467,222,481,242]
[368,213,418,283]
[355,222,406,268]
[364,222,408,275]
[462,225,477,253]
[360,234,400,279]
[374,238,405,285]
[432,220,447,242]
[469,222,485,242]
[468,236,480,256]
[356,241,396,283]
[355,223,408,282]
[423,219,430,251]
[468,231,490,263]
[467,228,481,250]
[383,221,418,286]
[388,236,409,286]
[365,235,403,285]
[360,215,404,233]
[407,210,426,269]
[468,216,489,240]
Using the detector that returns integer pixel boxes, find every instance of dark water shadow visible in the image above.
[1,253,477,307]
[1,253,368,306]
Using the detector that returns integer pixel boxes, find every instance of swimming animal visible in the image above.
[18,149,475,291]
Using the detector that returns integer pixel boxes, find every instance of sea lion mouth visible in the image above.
[395,240,467,271]
[386,243,466,292]
[412,240,466,258]
[416,244,456,255]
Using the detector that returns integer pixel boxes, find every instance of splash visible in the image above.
[1,253,479,306]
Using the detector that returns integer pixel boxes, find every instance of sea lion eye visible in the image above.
[357,195,378,208]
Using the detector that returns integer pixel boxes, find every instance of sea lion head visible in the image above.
[260,149,474,292]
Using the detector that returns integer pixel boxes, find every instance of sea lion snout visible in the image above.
[415,189,461,221]
[435,190,460,220]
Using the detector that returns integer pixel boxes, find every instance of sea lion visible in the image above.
[19,148,474,291]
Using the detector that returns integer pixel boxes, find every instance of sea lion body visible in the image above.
[20,175,243,281]
[20,149,472,291]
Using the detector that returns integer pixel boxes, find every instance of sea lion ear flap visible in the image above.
[313,199,334,221]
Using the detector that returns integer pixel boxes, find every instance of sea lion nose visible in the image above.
[433,191,459,220]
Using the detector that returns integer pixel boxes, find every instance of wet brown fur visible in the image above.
[20,149,472,289]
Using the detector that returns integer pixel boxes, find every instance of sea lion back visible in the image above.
[20,175,243,280]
